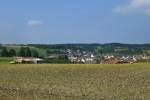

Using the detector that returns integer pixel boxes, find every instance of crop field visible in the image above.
[0,64,150,100]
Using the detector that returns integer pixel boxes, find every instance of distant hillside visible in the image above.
[28,43,150,55]
[1,43,150,56]
[28,43,150,49]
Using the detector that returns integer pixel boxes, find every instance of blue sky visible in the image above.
[0,0,150,44]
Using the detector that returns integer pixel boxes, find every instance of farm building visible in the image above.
[10,57,43,64]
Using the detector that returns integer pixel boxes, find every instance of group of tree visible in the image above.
[0,47,39,57]
[19,47,39,57]
[0,47,16,57]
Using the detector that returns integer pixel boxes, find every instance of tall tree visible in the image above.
[9,49,16,57]
[19,47,26,57]
[26,47,31,57]
[32,50,39,57]
[1,47,9,57]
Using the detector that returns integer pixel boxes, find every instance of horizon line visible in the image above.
[1,42,150,45]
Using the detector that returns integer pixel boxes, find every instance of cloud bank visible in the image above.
[114,0,150,15]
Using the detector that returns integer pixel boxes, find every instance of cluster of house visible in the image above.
[102,55,136,64]
[66,49,96,64]
[9,49,150,64]
[66,49,150,64]
[68,54,149,64]
[68,53,96,64]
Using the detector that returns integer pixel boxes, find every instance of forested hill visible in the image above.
[1,43,150,57]
[28,43,150,55]
[28,43,150,50]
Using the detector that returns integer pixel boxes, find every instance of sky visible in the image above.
[0,0,150,44]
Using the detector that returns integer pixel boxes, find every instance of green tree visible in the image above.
[19,47,32,57]
[26,47,31,57]
[32,50,39,57]
[1,47,9,57]
[9,49,16,57]
[19,47,26,57]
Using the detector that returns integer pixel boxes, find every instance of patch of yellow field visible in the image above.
[0,64,149,100]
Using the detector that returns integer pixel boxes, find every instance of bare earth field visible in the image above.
[0,64,150,100]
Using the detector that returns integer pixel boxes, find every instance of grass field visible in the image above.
[0,57,13,64]
[0,64,150,100]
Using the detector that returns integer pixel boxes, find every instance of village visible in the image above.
[9,49,150,64]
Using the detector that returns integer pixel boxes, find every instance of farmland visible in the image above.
[0,64,150,100]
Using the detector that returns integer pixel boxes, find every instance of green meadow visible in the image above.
[0,64,149,100]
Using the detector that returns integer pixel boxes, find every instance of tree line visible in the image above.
[0,47,39,57]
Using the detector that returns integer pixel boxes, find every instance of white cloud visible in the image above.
[114,0,150,15]
[26,20,44,33]
[27,20,43,27]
